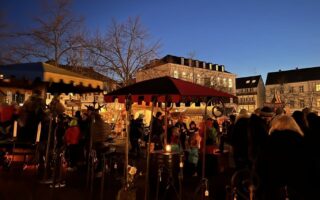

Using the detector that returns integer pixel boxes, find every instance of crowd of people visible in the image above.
[129,106,320,199]
[228,106,320,199]
[0,89,110,175]
[2,90,320,199]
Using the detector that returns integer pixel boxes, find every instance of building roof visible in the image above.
[236,75,261,89]
[266,66,320,85]
[0,62,103,89]
[56,64,116,83]
[143,54,232,73]
[0,62,90,80]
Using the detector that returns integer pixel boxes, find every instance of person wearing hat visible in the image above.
[259,106,275,126]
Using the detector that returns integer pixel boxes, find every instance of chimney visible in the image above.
[209,64,212,70]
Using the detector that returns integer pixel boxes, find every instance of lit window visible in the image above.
[299,99,305,108]
[246,80,250,84]
[217,77,221,85]
[173,70,179,78]
[189,73,193,80]
[289,87,294,93]
[289,100,295,108]
[317,99,320,107]
[223,78,227,86]
[299,86,304,93]
[252,80,256,83]
[316,84,320,92]
[210,77,214,86]
[196,74,201,84]
[228,79,232,88]
[280,88,284,94]
[182,72,187,79]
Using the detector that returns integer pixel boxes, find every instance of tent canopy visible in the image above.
[105,76,237,104]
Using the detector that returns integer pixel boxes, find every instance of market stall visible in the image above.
[104,76,237,200]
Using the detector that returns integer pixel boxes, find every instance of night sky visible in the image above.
[2,0,320,81]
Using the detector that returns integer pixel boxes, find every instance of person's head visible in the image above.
[292,110,308,132]
[269,115,303,136]
[75,110,81,118]
[189,121,196,129]
[138,113,144,119]
[259,106,275,123]
[275,107,285,116]
[155,111,162,119]
[229,114,236,124]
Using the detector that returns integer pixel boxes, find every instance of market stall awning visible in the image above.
[105,76,237,104]
[0,62,103,93]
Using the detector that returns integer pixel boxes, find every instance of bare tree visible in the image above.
[10,0,84,66]
[86,17,160,86]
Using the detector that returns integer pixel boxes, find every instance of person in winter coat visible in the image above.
[64,118,82,169]
[151,112,164,150]
[256,115,309,200]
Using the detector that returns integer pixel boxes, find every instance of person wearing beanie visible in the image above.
[259,106,275,126]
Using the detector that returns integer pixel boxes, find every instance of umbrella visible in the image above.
[104,76,237,200]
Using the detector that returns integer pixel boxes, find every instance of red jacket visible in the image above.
[64,126,81,145]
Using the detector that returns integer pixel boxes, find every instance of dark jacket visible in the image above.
[256,130,309,200]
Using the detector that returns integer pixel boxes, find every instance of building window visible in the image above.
[196,74,201,84]
[280,88,284,94]
[189,73,193,81]
[270,88,275,95]
[182,72,187,80]
[317,99,320,107]
[210,77,214,86]
[204,77,211,87]
[246,80,250,84]
[209,64,212,70]
[217,77,220,85]
[228,79,232,88]
[289,87,294,93]
[289,100,295,108]
[252,80,256,83]
[173,70,179,78]
[223,78,227,87]
[299,86,304,93]
[299,99,305,108]
[316,84,320,92]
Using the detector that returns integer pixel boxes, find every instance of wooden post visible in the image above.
[144,97,156,200]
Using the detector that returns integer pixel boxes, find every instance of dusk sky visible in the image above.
[2,0,320,82]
